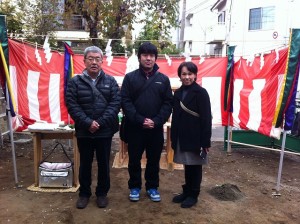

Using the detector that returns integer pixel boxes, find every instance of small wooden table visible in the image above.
[118,122,175,171]
[30,129,79,187]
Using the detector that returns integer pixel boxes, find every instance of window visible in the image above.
[249,6,275,30]
[188,41,192,52]
[218,11,225,24]
[214,47,222,57]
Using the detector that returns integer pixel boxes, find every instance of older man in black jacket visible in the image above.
[66,46,120,209]
[121,42,173,202]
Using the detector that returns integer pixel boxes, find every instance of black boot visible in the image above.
[180,189,199,208]
[172,185,188,203]
[181,196,198,208]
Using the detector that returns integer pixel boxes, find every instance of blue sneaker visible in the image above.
[129,188,140,202]
[147,189,161,202]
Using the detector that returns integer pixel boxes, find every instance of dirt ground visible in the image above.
[0,133,300,224]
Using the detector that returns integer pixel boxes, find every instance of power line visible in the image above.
[185,0,211,14]
[193,4,212,15]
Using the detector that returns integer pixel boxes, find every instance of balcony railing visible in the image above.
[56,15,86,31]
[206,22,226,44]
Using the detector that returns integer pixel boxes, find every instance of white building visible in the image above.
[177,0,300,57]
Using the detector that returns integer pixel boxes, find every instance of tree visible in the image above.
[136,13,180,55]
[65,0,180,55]
[65,0,139,53]
[136,0,180,54]
[139,0,180,29]
[2,0,180,53]
[16,0,64,45]
[65,0,102,47]
[0,0,23,34]
[104,0,137,54]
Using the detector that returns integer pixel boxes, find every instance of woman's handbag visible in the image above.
[39,142,73,188]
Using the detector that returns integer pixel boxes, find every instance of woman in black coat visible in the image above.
[171,61,212,208]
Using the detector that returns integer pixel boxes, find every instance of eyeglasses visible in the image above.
[85,57,102,63]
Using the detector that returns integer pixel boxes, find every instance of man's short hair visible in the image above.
[84,46,103,58]
[138,42,158,60]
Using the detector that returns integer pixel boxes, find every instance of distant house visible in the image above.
[53,0,89,47]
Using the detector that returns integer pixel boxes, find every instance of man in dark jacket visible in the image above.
[65,46,120,209]
[121,42,173,202]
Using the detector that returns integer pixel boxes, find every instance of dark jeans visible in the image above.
[77,137,112,198]
[184,165,202,195]
[127,127,164,190]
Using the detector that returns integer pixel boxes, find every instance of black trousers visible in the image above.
[77,137,112,198]
[184,165,202,197]
[127,127,164,190]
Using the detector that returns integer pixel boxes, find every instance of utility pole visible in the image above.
[179,0,186,51]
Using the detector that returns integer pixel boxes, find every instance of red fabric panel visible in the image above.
[231,48,288,136]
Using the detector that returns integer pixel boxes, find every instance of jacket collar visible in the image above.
[139,63,159,78]
[177,82,199,105]
[82,69,104,82]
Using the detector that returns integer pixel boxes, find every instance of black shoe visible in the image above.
[181,196,198,208]
[97,196,108,208]
[172,193,187,203]
[76,197,89,209]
